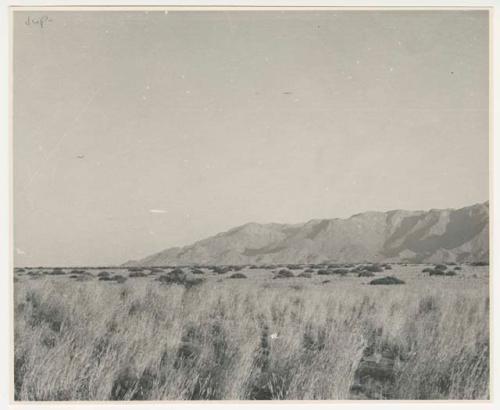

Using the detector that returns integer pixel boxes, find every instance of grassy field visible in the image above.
[13,263,489,401]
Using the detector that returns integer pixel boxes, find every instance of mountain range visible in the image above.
[124,201,489,266]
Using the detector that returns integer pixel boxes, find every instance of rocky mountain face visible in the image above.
[125,202,489,266]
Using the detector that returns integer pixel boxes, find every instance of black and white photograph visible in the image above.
[9,5,492,403]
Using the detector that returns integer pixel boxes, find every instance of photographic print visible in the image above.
[12,7,490,401]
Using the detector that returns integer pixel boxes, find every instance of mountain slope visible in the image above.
[125,202,489,266]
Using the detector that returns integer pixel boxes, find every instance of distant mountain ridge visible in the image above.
[125,202,489,266]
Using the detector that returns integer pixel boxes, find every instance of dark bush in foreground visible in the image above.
[369,276,405,285]
[434,264,447,271]
[454,266,462,270]
[229,273,247,279]
[317,269,331,275]
[445,271,457,276]
[98,271,110,278]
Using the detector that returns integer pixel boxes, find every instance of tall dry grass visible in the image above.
[14,277,489,400]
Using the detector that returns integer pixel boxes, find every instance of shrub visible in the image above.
[297,272,312,278]
[434,264,447,271]
[49,268,65,275]
[191,269,204,275]
[454,266,462,270]
[98,271,110,278]
[358,271,375,277]
[317,269,331,275]
[369,276,405,285]
[332,268,349,275]
[429,269,446,276]
[157,271,204,288]
[470,261,488,266]
[212,266,231,274]
[111,275,127,283]
[273,269,295,279]
[277,269,294,277]
[129,271,147,278]
[229,273,247,279]
[361,264,383,273]
[444,271,457,276]
[321,280,331,284]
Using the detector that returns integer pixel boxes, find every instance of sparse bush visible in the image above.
[229,273,247,279]
[429,270,446,276]
[98,271,110,278]
[361,264,384,273]
[49,268,65,276]
[129,271,147,278]
[369,276,405,285]
[157,271,204,288]
[212,266,231,275]
[358,271,375,277]
[191,268,204,275]
[434,264,447,271]
[277,269,294,277]
[273,269,294,279]
[297,272,312,278]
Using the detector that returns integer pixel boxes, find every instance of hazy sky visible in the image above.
[13,10,489,266]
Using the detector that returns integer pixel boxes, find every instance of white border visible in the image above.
[1,1,498,410]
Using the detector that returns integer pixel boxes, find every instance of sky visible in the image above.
[13,10,489,266]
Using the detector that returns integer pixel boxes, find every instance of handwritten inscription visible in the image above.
[25,16,53,29]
